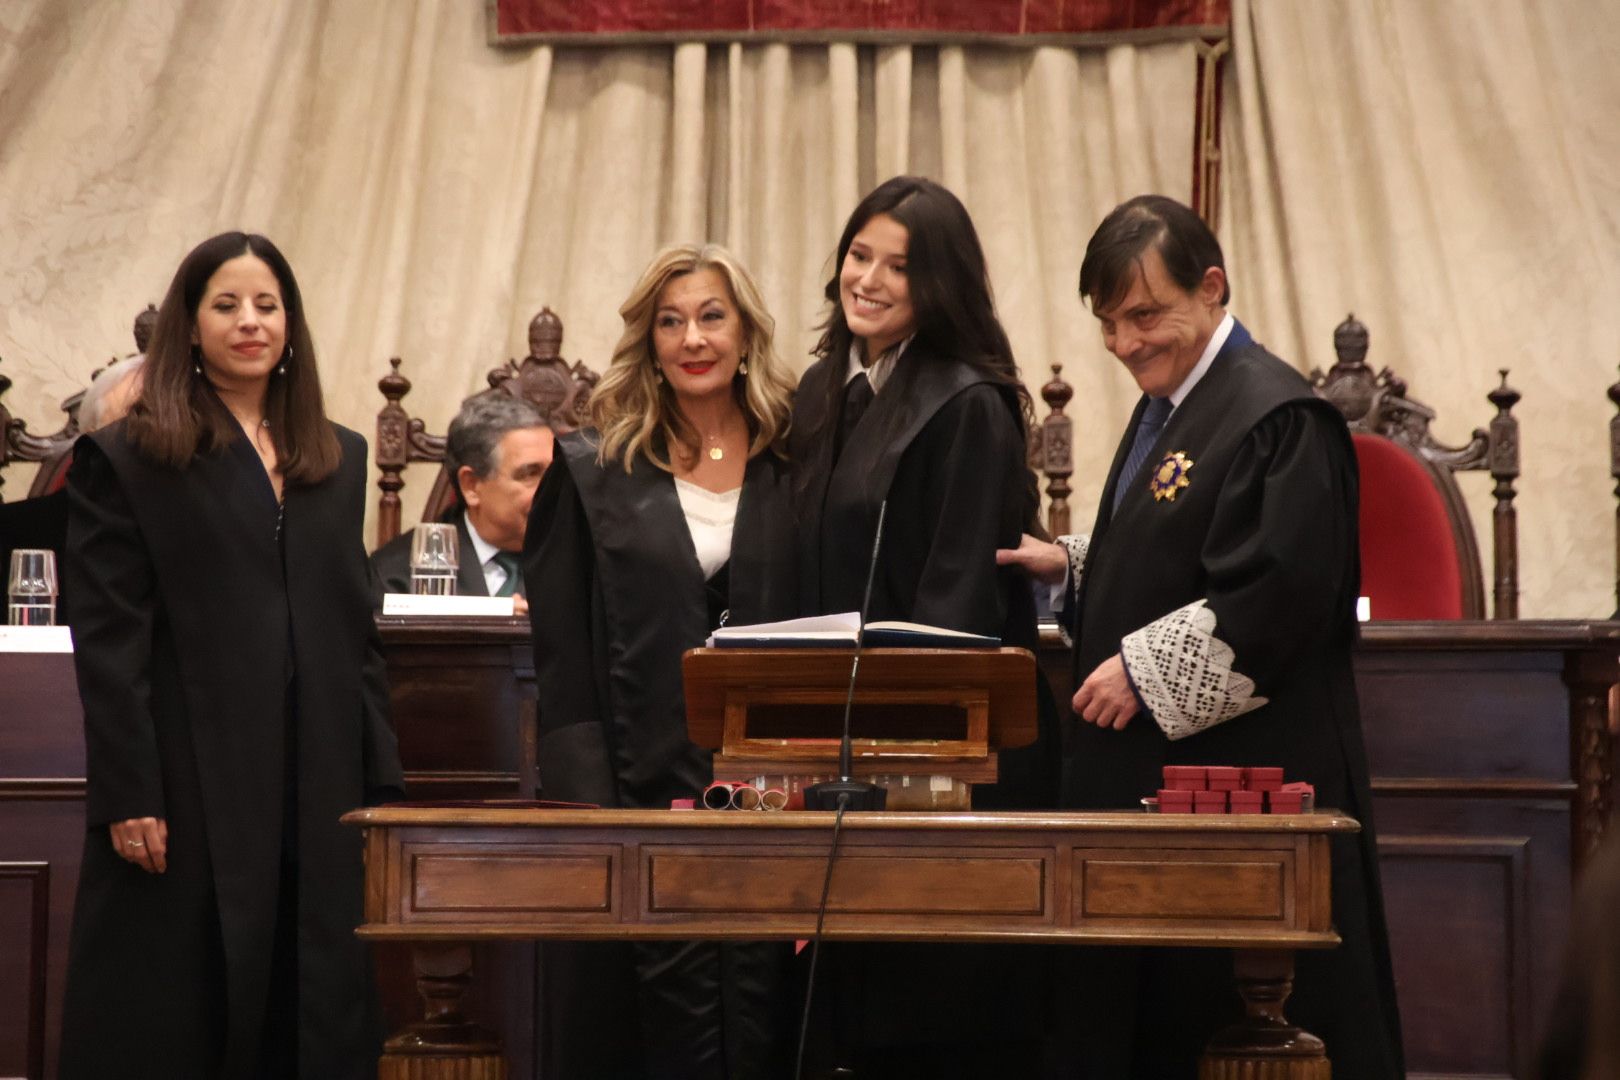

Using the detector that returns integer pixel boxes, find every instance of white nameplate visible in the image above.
[0,625,74,652]
[382,594,516,617]
[1356,596,1371,622]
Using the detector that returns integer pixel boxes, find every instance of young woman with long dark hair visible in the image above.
[790,176,1058,1076]
[58,232,403,1080]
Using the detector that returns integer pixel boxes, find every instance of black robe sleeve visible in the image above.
[361,567,406,804]
[1119,402,1357,736]
[906,384,1024,637]
[1200,403,1356,689]
[521,450,619,806]
[63,437,164,827]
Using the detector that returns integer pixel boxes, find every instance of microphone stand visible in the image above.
[804,502,888,811]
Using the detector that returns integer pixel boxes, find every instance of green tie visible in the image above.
[492,551,523,598]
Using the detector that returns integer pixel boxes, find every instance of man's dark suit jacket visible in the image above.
[369,510,491,599]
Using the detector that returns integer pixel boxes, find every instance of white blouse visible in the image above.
[674,477,740,580]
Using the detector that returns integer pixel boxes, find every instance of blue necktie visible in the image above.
[1111,397,1173,513]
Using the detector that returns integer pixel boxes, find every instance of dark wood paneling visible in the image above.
[0,862,49,1080]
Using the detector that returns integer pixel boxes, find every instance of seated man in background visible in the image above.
[0,355,145,583]
[372,391,552,612]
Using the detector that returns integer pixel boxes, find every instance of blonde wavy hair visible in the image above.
[592,243,795,473]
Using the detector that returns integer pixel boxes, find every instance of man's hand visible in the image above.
[995,533,1068,585]
[513,595,530,616]
[1072,654,1140,730]
[109,816,168,873]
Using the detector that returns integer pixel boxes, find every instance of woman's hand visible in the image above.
[109,817,168,873]
[995,533,1069,585]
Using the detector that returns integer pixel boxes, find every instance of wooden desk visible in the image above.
[5,618,1617,1078]
[346,805,1356,1080]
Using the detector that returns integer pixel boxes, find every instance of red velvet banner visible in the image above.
[489,0,1229,45]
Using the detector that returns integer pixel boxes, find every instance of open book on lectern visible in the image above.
[705,611,999,649]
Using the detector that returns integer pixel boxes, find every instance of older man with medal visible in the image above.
[1000,195,1404,1079]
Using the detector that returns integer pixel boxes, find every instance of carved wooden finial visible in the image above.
[528,307,564,362]
[380,356,412,404]
[132,303,158,354]
[1035,362,1075,537]
[1332,313,1370,370]
[1488,369,1521,415]
[1041,361,1074,414]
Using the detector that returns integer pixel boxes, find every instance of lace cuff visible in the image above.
[1120,600,1267,741]
[1051,534,1090,647]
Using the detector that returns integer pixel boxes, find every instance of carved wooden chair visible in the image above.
[1312,314,1520,619]
[1026,363,1076,538]
[0,305,155,502]
[375,307,598,547]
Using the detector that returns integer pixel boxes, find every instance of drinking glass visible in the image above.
[8,548,58,626]
[409,524,459,596]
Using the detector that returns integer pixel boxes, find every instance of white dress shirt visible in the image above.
[464,516,512,596]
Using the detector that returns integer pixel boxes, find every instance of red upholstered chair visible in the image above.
[1312,315,1521,620]
[374,307,598,547]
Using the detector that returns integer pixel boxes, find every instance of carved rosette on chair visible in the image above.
[373,307,599,547]
[1310,314,1520,619]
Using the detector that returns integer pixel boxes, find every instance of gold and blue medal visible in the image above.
[1149,451,1194,501]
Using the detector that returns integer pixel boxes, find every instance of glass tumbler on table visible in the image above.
[8,548,58,626]
[409,523,460,596]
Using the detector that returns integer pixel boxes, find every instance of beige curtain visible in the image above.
[1222,0,1620,616]
[0,0,1194,546]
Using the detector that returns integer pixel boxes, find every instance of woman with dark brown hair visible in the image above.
[58,231,403,1079]
[791,176,1058,1076]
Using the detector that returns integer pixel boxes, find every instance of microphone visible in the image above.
[804,501,888,811]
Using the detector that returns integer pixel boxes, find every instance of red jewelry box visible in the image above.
[1228,790,1264,814]
[1206,766,1243,792]
[1193,789,1227,814]
[1267,790,1304,814]
[1243,766,1284,791]
[1157,788,1195,814]
[1162,765,1207,791]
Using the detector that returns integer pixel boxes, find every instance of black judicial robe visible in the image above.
[792,346,1057,806]
[1060,322,1404,1079]
[522,431,798,1078]
[790,348,1058,1072]
[58,422,404,1080]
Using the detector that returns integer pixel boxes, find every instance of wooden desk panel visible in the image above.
[347,806,1351,1080]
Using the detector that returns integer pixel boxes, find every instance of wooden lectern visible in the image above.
[682,647,1037,808]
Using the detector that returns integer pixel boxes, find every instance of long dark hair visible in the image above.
[125,231,340,484]
[813,176,1035,438]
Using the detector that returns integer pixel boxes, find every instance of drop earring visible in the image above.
[738,356,749,376]
[278,344,291,376]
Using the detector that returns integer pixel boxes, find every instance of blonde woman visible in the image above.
[521,243,796,1079]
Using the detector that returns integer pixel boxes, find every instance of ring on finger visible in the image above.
[125,840,145,848]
